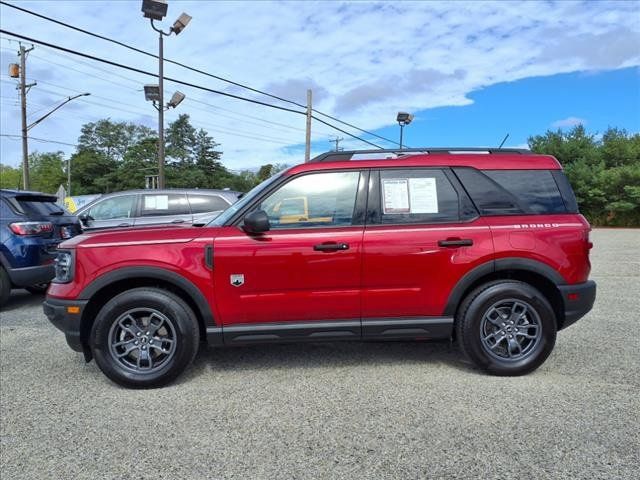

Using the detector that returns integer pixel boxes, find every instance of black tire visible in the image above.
[90,287,200,388]
[0,267,10,308]
[26,283,49,294]
[456,280,557,376]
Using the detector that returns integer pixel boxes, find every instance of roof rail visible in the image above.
[310,147,532,162]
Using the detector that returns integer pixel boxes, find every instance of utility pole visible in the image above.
[305,89,312,162]
[18,44,35,190]
[331,136,344,152]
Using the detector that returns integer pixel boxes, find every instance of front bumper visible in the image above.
[43,297,88,353]
[558,280,596,330]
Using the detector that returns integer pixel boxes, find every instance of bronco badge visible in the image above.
[230,274,245,287]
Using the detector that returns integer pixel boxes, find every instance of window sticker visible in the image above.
[382,179,410,213]
[144,195,169,210]
[409,177,438,213]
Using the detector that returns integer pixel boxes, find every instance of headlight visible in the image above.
[53,251,74,283]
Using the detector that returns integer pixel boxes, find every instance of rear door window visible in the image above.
[376,169,462,224]
[188,194,230,214]
[140,194,190,216]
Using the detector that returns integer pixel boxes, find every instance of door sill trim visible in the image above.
[206,317,453,346]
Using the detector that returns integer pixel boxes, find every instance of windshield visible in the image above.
[209,170,288,226]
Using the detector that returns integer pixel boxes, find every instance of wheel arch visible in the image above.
[445,258,566,331]
[78,267,215,356]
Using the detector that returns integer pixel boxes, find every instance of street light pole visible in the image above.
[157,27,165,189]
[399,124,405,150]
[143,1,191,189]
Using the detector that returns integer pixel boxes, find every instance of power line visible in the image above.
[1,133,77,147]
[0,30,382,149]
[0,1,400,146]
[0,29,306,115]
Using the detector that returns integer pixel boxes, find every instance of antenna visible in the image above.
[498,133,509,149]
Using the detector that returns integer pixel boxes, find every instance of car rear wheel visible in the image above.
[0,267,10,307]
[91,287,200,388]
[456,280,557,376]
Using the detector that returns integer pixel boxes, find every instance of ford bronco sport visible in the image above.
[44,148,596,388]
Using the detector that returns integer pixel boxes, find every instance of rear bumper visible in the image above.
[43,297,87,352]
[7,264,55,288]
[558,280,596,330]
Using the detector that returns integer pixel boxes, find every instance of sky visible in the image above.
[0,0,639,171]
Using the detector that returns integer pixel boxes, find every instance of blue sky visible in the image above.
[1,1,639,170]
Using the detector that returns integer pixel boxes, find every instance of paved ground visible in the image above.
[1,229,638,479]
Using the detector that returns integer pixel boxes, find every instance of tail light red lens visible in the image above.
[8,222,54,235]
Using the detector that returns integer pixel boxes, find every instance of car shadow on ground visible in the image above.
[0,290,44,315]
[182,338,475,384]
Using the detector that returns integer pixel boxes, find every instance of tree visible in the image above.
[529,125,640,226]
[166,114,197,167]
[0,165,21,189]
[29,151,66,194]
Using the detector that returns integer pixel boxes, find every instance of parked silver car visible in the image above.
[76,189,240,231]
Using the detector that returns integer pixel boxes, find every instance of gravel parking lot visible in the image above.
[1,228,638,479]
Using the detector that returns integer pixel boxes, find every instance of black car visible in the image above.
[0,190,81,306]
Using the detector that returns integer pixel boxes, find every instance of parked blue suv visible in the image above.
[0,189,81,307]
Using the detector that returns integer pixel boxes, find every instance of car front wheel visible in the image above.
[456,280,557,376]
[91,287,200,388]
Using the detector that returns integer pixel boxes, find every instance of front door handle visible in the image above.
[438,238,473,248]
[117,223,130,228]
[172,219,185,224]
[313,242,350,252]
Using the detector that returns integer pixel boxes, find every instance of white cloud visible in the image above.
[1,0,639,170]
[551,117,587,129]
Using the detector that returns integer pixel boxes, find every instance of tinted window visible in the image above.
[453,167,523,215]
[140,194,189,216]
[484,170,566,214]
[258,171,360,229]
[89,195,137,220]
[378,169,460,224]
[15,196,64,216]
[188,194,230,214]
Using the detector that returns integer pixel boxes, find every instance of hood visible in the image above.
[59,224,221,249]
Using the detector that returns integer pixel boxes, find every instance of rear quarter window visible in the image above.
[453,168,569,215]
[188,194,230,214]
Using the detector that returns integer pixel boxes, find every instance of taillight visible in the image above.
[9,222,53,235]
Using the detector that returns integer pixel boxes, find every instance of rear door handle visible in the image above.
[313,242,350,252]
[438,238,473,247]
[117,223,130,228]
[172,219,185,224]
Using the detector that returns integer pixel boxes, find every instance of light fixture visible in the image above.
[396,112,414,126]
[141,0,168,20]
[171,13,192,35]
[167,91,185,108]
[144,84,161,102]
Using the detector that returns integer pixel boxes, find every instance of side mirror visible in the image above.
[243,210,270,234]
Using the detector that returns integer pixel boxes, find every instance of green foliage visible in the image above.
[0,164,21,189]
[28,151,66,194]
[529,126,640,226]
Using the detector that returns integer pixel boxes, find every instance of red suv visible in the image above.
[44,148,596,388]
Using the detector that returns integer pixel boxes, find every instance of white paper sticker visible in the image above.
[144,195,169,210]
[382,179,410,214]
[409,177,438,213]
